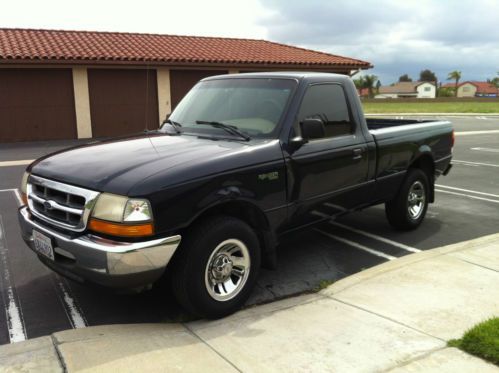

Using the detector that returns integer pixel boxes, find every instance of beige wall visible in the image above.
[156,67,172,122]
[72,67,92,139]
[457,83,477,98]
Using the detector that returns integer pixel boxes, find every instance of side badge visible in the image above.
[258,171,279,181]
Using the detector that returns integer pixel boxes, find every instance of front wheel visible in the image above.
[170,216,260,318]
[385,168,429,230]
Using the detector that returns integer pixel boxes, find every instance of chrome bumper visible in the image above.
[18,206,181,287]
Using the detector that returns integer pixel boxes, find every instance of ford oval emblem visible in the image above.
[44,200,54,210]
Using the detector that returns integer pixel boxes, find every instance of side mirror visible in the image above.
[300,118,325,140]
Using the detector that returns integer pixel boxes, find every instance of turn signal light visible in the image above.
[88,218,154,237]
[21,192,28,206]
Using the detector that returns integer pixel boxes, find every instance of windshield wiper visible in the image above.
[195,120,250,141]
[162,119,182,134]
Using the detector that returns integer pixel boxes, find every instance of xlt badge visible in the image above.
[258,171,279,181]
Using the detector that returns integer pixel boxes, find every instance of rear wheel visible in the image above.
[385,168,429,230]
[171,216,260,318]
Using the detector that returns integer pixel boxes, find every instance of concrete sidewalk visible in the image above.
[1,234,499,372]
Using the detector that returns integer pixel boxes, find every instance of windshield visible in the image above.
[167,78,297,139]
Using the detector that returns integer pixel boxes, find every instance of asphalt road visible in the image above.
[1,116,498,345]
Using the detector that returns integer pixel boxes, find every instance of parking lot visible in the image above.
[1,115,498,345]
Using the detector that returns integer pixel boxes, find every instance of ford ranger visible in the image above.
[18,72,453,318]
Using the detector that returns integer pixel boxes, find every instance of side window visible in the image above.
[296,84,353,139]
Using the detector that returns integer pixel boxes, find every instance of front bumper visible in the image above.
[18,206,181,288]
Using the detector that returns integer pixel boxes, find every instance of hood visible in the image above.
[30,133,271,195]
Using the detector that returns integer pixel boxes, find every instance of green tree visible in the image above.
[419,69,437,82]
[398,74,412,82]
[353,76,365,90]
[447,70,462,96]
[488,73,499,88]
[363,74,378,98]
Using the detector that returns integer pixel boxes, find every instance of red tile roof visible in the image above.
[0,28,372,69]
[464,81,498,94]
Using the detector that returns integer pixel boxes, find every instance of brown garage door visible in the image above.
[88,69,159,138]
[0,69,77,142]
[170,70,228,110]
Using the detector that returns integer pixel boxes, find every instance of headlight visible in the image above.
[20,172,30,205]
[123,199,152,222]
[91,193,128,222]
[90,193,154,237]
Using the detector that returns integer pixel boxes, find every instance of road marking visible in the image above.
[12,189,23,207]
[0,216,27,343]
[311,210,330,219]
[54,277,88,329]
[329,222,421,253]
[0,189,18,193]
[455,130,499,136]
[435,184,499,198]
[452,160,499,168]
[315,229,396,260]
[0,160,34,167]
[435,189,499,204]
[471,147,499,153]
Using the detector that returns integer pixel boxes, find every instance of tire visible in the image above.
[170,215,261,319]
[385,168,429,231]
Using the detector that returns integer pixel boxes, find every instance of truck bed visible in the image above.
[366,118,433,130]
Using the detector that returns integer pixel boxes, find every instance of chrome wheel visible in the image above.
[204,239,251,302]
[407,181,425,220]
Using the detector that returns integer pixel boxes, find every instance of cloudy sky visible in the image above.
[1,0,498,85]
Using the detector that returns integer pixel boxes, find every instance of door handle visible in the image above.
[352,148,363,160]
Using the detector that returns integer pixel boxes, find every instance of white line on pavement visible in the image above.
[54,277,88,329]
[329,222,421,253]
[315,229,396,260]
[12,189,23,207]
[0,189,18,193]
[0,160,34,167]
[471,147,499,153]
[455,130,499,136]
[435,184,499,198]
[435,189,499,204]
[452,160,499,168]
[0,216,27,343]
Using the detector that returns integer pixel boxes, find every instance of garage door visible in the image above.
[88,69,159,138]
[0,69,77,142]
[170,70,228,110]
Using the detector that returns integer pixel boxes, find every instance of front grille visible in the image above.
[27,175,100,232]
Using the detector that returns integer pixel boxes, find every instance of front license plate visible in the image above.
[33,230,54,261]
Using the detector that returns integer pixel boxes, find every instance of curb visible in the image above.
[321,232,499,296]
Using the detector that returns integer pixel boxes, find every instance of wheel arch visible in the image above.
[184,200,277,269]
[409,152,435,202]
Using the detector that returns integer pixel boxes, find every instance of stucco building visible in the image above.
[457,82,498,98]
[376,81,436,99]
[0,28,372,142]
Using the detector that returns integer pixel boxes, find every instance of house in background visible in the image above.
[375,81,436,99]
[357,87,370,97]
[457,82,498,97]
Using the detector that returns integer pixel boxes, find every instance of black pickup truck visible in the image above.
[18,72,453,318]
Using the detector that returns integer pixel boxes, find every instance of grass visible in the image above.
[362,101,499,114]
[314,279,336,292]
[448,317,499,366]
